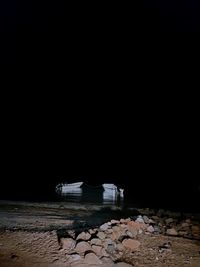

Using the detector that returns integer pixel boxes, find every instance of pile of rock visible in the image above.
[59,217,146,266]
[59,214,200,266]
[141,213,200,239]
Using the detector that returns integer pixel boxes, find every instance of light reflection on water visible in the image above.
[56,182,124,206]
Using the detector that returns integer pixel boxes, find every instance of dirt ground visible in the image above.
[0,201,199,267]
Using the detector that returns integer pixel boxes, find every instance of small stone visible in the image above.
[116,243,124,252]
[178,230,188,237]
[136,216,145,223]
[126,230,133,238]
[120,224,127,229]
[111,219,120,225]
[165,218,174,225]
[154,225,161,233]
[97,231,106,240]
[83,252,102,265]
[91,245,103,257]
[191,225,200,235]
[67,254,82,264]
[147,225,154,233]
[67,230,76,239]
[90,238,102,246]
[149,219,156,225]
[75,241,92,255]
[152,216,159,221]
[89,229,97,235]
[122,239,141,252]
[105,228,113,234]
[101,247,109,257]
[103,238,114,248]
[143,215,150,224]
[111,226,122,240]
[181,222,190,229]
[100,223,110,231]
[128,221,144,230]
[166,228,178,236]
[138,229,143,234]
[103,238,116,255]
[108,222,111,226]
[101,256,114,265]
[120,219,127,224]
[106,243,116,254]
[158,242,172,253]
[60,238,76,252]
[76,232,91,241]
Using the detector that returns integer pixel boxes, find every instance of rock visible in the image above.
[106,243,117,255]
[136,215,145,223]
[149,219,156,225]
[101,247,110,257]
[122,239,140,252]
[67,253,82,264]
[120,224,127,229]
[138,229,143,234]
[116,243,124,252]
[104,239,116,255]
[191,225,200,236]
[91,245,103,257]
[178,230,188,237]
[76,232,91,241]
[147,225,154,233]
[158,242,172,253]
[165,218,174,225]
[166,228,178,236]
[154,226,161,233]
[83,252,102,265]
[105,229,114,234]
[126,221,143,237]
[67,230,76,239]
[120,218,129,224]
[111,219,120,225]
[100,223,110,231]
[181,222,190,229]
[90,238,102,246]
[108,222,111,226]
[127,221,145,230]
[97,231,106,240]
[103,238,115,249]
[143,215,150,224]
[152,216,159,221]
[101,256,114,265]
[125,230,134,238]
[111,226,122,241]
[60,238,76,252]
[75,241,92,255]
[89,229,97,235]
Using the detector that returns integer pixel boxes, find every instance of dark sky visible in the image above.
[1,1,200,64]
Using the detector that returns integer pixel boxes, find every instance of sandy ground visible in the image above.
[0,201,199,267]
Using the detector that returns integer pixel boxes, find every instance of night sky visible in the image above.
[1,1,200,64]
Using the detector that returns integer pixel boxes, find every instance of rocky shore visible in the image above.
[0,201,199,266]
[57,213,200,267]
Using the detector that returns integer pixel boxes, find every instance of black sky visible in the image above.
[1,1,200,64]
